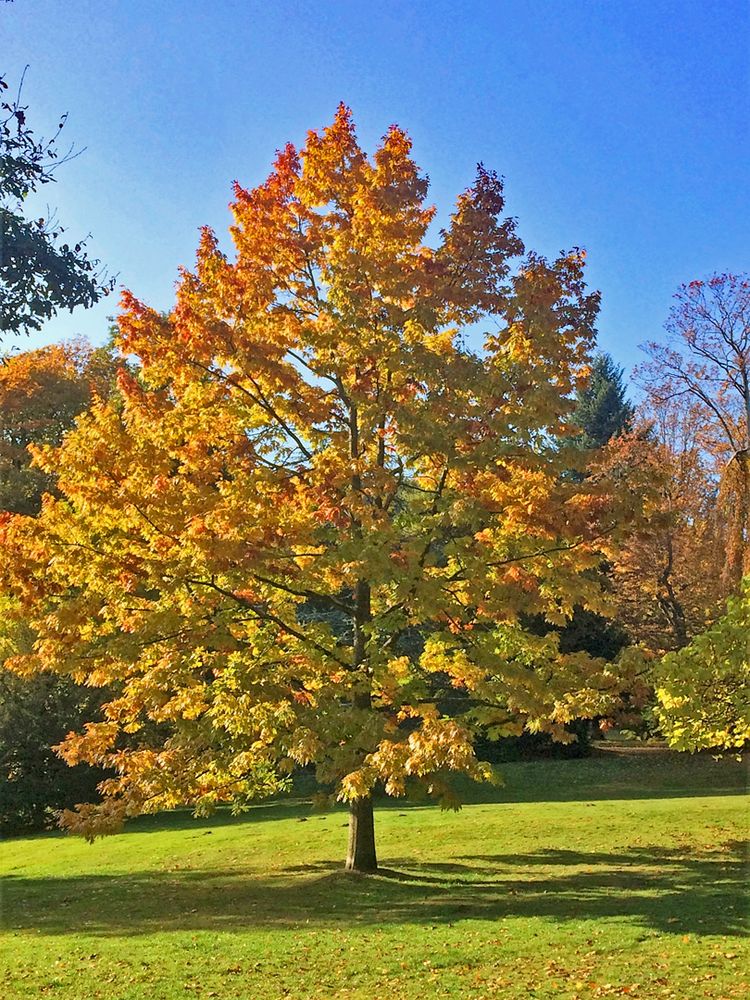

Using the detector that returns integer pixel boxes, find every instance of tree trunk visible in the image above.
[346,576,377,873]
[658,534,688,649]
[345,796,377,873]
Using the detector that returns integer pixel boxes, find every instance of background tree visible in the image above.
[548,352,636,659]
[0,108,642,871]
[635,276,749,746]
[610,390,727,652]
[0,70,114,341]
[564,349,636,660]
[0,598,109,835]
[570,352,634,450]
[654,580,750,752]
[0,338,117,513]
[639,274,750,585]
[0,339,117,834]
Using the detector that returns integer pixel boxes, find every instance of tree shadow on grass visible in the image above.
[2,841,747,940]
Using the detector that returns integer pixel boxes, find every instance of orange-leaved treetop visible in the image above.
[0,108,642,872]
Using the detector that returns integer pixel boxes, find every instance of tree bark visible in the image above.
[345,795,378,873]
[346,389,378,874]
[345,576,378,872]
[658,534,688,649]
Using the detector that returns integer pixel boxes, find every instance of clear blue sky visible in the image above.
[4,0,749,374]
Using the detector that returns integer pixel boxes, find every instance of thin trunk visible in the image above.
[658,533,688,649]
[740,452,750,577]
[734,363,749,577]
[345,795,377,873]
[346,581,378,872]
[345,388,378,873]
[721,450,750,585]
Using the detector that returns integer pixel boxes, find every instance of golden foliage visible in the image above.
[0,109,643,835]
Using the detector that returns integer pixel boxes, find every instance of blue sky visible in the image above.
[4,0,749,374]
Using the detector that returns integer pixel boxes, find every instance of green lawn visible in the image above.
[1,752,747,999]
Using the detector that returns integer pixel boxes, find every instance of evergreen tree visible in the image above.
[571,352,634,449]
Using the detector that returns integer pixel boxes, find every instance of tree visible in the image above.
[0,339,118,833]
[640,274,750,585]
[655,580,750,752]
[0,598,109,835]
[560,350,635,657]
[0,70,114,341]
[0,108,641,872]
[610,392,727,652]
[570,352,634,450]
[638,277,750,744]
[0,339,118,513]
[520,351,634,708]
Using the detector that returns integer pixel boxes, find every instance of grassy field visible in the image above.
[1,751,747,999]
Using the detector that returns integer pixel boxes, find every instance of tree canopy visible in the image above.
[610,390,727,652]
[0,108,644,870]
[639,273,750,584]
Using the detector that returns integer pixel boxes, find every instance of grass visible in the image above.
[1,751,748,999]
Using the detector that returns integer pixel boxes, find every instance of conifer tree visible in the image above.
[571,352,634,451]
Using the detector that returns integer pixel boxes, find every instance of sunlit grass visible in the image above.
[1,753,747,999]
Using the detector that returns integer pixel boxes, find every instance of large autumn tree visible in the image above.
[637,274,750,748]
[0,108,640,871]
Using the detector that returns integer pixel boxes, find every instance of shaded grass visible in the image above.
[1,753,748,999]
